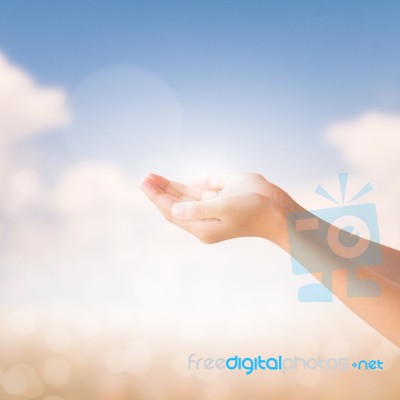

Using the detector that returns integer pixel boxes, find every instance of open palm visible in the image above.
[140,173,285,243]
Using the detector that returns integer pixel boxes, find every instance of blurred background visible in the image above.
[0,1,400,399]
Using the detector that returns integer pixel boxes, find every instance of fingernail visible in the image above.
[172,203,184,217]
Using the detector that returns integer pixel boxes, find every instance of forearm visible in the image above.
[268,190,400,346]
[333,267,400,346]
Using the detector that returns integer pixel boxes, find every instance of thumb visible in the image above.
[171,199,223,220]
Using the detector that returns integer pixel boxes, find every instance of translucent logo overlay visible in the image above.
[187,353,384,375]
[287,173,381,302]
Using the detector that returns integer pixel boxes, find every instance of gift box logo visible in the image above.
[288,173,381,302]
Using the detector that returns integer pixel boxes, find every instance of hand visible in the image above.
[140,172,293,246]
[141,173,400,348]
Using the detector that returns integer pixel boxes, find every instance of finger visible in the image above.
[171,198,225,220]
[174,218,223,243]
[140,177,161,201]
[201,190,220,201]
[147,173,202,201]
[190,174,227,191]
[142,175,178,201]
[140,178,177,214]
[141,178,224,241]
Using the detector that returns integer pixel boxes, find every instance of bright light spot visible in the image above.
[2,369,26,395]
[173,151,236,182]
[65,65,184,173]
[12,364,43,399]
[104,350,126,374]
[124,339,152,374]
[43,357,70,386]
[170,354,192,377]
[45,327,72,353]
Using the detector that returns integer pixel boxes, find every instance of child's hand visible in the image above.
[140,173,293,246]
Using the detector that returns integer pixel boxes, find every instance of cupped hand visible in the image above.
[140,172,292,246]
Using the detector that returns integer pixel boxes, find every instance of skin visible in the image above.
[140,172,400,347]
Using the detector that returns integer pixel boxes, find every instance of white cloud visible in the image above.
[0,53,69,145]
[325,111,400,248]
[326,111,400,178]
[0,52,70,238]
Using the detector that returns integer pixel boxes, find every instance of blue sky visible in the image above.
[1,0,400,183]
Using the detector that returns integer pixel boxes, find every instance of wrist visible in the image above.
[260,185,303,252]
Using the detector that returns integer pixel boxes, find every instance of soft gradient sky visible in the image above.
[2,0,400,183]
